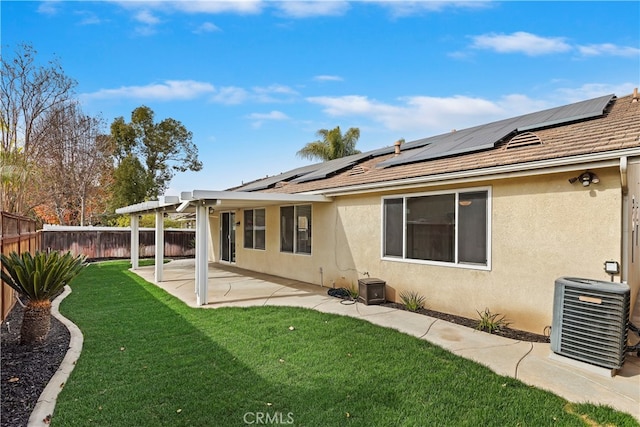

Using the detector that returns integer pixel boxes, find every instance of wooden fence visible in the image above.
[1,220,195,321]
[40,226,196,260]
[1,212,41,321]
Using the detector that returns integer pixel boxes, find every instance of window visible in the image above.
[383,189,489,267]
[280,205,311,254]
[244,208,266,250]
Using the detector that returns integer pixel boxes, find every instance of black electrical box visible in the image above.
[358,278,386,305]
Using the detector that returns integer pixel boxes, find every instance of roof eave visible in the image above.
[312,147,640,197]
[116,191,332,215]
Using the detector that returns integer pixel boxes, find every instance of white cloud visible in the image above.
[247,110,289,128]
[210,86,250,104]
[247,111,289,120]
[471,31,571,56]
[208,84,298,104]
[193,22,221,34]
[111,0,263,15]
[554,83,638,103]
[314,75,344,82]
[577,43,640,58]
[168,0,263,15]
[252,84,299,102]
[38,0,63,15]
[82,80,215,101]
[307,83,638,139]
[37,1,61,15]
[306,93,555,136]
[376,0,492,18]
[134,9,161,25]
[274,1,350,18]
[75,10,103,25]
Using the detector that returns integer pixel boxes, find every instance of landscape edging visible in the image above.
[27,286,83,427]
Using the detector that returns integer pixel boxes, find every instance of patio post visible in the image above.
[195,203,209,305]
[155,210,164,282]
[130,214,139,270]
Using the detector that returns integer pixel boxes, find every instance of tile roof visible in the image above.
[235,93,640,195]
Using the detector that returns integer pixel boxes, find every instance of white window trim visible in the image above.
[280,204,313,256]
[380,186,492,271]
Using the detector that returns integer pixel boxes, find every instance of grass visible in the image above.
[54,261,638,426]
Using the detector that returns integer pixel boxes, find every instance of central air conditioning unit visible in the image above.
[551,277,630,370]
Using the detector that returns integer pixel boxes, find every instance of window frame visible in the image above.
[280,204,312,255]
[243,208,266,250]
[381,186,491,270]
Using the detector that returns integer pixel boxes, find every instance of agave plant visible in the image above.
[1,250,87,344]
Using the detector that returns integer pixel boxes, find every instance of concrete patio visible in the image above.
[132,258,640,421]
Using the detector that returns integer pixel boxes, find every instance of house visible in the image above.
[117,90,640,335]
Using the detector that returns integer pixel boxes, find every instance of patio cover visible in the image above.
[116,190,332,305]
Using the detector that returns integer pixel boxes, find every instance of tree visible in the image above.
[0,43,76,214]
[34,102,113,225]
[109,154,150,211]
[297,126,361,162]
[110,106,202,207]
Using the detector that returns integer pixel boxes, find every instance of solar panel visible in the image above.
[239,163,322,191]
[290,139,437,184]
[291,152,371,183]
[378,94,614,168]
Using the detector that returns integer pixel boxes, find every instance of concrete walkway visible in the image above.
[133,259,640,421]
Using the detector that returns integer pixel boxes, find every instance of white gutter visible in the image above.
[191,190,332,203]
[314,148,640,197]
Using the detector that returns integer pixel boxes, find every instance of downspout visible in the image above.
[621,156,628,195]
[620,156,629,283]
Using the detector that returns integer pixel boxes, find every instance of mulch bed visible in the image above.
[1,303,70,427]
[381,302,550,343]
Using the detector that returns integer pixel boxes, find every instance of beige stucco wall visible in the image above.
[209,165,625,335]
[208,204,337,286]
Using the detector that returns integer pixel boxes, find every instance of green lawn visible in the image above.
[54,261,638,426]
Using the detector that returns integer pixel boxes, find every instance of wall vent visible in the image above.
[505,132,543,149]
[349,165,370,176]
[551,277,630,370]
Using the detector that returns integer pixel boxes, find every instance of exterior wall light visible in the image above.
[568,171,599,187]
[604,260,620,282]
[604,260,619,274]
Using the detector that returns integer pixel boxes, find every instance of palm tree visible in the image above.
[1,251,87,344]
[297,126,361,162]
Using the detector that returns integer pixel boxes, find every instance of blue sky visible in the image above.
[3,1,639,195]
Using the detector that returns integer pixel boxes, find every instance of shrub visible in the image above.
[476,308,510,334]
[1,251,87,344]
[399,290,426,312]
[348,284,359,299]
